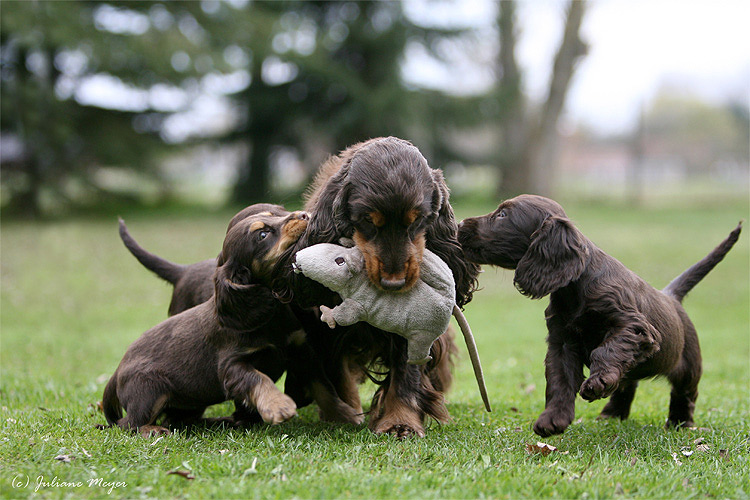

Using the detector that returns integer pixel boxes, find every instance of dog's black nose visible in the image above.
[380,277,406,291]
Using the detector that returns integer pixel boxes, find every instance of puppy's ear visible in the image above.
[514,216,588,299]
[214,259,277,331]
[306,161,353,242]
[425,169,480,307]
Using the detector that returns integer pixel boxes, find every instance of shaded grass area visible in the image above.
[1,196,748,498]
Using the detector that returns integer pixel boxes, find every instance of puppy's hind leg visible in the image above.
[598,380,639,420]
[117,380,171,437]
[666,323,701,429]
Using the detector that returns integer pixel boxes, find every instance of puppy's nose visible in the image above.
[380,277,406,291]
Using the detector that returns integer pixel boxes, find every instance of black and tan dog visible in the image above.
[102,210,360,436]
[458,194,742,436]
[273,137,480,438]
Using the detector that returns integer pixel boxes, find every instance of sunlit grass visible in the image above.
[1,195,748,498]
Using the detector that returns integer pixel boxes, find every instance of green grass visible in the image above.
[1,195,748,499]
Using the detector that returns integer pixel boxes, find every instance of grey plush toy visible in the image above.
[293,242,491,412]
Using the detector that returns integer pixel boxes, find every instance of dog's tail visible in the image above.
[663,221,742,302]
[102,373,122,426]
[119,218,185,285]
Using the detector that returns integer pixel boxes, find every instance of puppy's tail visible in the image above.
[102,373,122,426]
[119,218,186,285]
[663,221,742,302]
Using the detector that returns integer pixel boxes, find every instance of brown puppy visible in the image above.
[102,211,360,436]
[118,203,289,316]
[273,137,478,438]
[458,194,742,436]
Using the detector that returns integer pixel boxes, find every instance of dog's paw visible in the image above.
[319,402,364,425]
[138,425,171,438]
[533,410,573,437]
[257,393,297,425]
[374,422,425,439]
[319,306,337,329]
[580,372,620,401]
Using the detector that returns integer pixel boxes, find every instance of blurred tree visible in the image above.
[1,1,479,214]
[493,0,587,196]
[0,2,172,216]
[643,90,749,175]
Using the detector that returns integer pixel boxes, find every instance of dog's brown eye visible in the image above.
[335,257,345,266]
[259,231,269,240]
[498,210,507,218]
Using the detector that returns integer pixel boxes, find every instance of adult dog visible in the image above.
[458,194,742,436]
[274,137,479,438]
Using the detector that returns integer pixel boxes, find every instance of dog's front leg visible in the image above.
[221,357,297,425]
[534,324,584,437]
[580,324,657,402]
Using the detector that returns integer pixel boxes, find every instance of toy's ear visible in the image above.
[514,216,588,299]
[345,248,364,274]
[214,258,277,330]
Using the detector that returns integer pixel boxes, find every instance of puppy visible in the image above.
[458,194,742,436]
[118,203,290,316]
[273,137,479,437]
[103,210,361,436]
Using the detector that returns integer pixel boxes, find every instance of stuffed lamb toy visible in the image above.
[293,242,491,412]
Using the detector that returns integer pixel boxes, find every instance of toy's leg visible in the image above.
[406,331,436,365]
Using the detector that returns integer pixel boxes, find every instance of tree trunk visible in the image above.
[232,57,275,205]
[497,0,587,197]
[496,0,529,197]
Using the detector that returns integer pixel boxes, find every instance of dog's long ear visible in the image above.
[214,258,277,331]
[425,169,480,307]
[305,161,353,243]
[514,216,588,299]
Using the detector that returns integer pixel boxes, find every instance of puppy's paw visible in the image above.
[373,422,425,439]
[319,306,337,329]
[257,392,297,425]
[580,372,620,401]
[533,410,573,437]
[138,425,171,438]
[319,402,365,425]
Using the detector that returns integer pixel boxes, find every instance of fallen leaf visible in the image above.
[671,452,683,465]
[696,444,710,452]
[81,447,92,458]
[615,482,624,495]
[167,470,194,480]
[526,442,558,456]
[509,407,519,413]
[681,449,694,457]
[149,436,165,447]
[693,437,705,446]
[218,449,229,455]
[54,454,74,463]
[719,449,728,459]
[630,456,637,466]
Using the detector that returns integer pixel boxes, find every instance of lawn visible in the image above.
[1,195,748,499]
